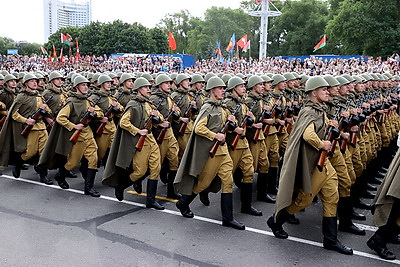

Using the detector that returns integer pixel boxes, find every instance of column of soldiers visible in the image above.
[0,68,399,259]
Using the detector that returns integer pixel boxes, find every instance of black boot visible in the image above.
[267,209,291,239]
[65,170,78,178]
[21,164,29,170]
[366,183,377,191]
[199,191,210,206]
[221,193,245,230]
[367,226,396,260]
[79,158,88,180]
[351,209,366,221]
[114,174,134,201]
[159,163,168,184]
[176,193,197,218]
[266,167,278,195]
[322,217,353,255]
[84,168,100,197]
[133,171,149,194]
[240,183,262,216]
[351,185,372,210]
[338,197,366,235]
[34,165,53,185]
[12,153,23,178]
[167,171,181,199]
[287,214,300,225]
[257,173,275,203]
[146,179,164,210]
[233,168,243,189]
[389,235,400,244]
[54,167,69,189]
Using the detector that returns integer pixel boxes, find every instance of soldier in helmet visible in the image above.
[116,73,134,108]
[102,77,164,210]
[0,73,53,184]
[35,73,46,95]
[90,75,124,167]
[0,74,19,125]
[38,76,104,197]
[148,74,181,199]
[174,76,245,230]
[267,76,353,255]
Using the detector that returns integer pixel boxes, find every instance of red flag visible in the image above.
[75,39,80,59]
[313,35,326,52]
[52,45,58,62]
[168,31,176,51]
[237,34,248,49]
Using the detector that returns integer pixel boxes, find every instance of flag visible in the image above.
[313,35,326,52]
[40,46,48,56]
[243,40,251,52]
[214,41,223,59]
[168,31,176,50]
[75,39,80,59]
[237,34,248,49]
[52,45,58,62]
[61,33,73,46]
[68,46,72,56]
[226,33,236,53]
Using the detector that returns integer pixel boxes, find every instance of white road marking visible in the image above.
[1,174,399,264]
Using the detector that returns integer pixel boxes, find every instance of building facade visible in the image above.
[43,0,92,42]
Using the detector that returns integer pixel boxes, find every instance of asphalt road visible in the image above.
[0,166,399,266]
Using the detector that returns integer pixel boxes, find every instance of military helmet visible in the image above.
[4,74,17,83]
[87,72,94,80]
[97,75,113,86]
[0,70,9,76]
[227,76,245,91]
[151,73,157,79]
[261,74,273,83]
[342,74,355,83]
[115,72,123,78]
[170,73,178,80]
[247,75,265,89]
[191,74,205,84]
[272,74,286,86]
[236,73,245,79]
[141,73,154,82]
[176,73,191,85]
[283,73,296,81]
[108,73,117,79]
[305,76,329,92]
[292,72,301,79]
[323,75,340,87]
[18,72,27,80]
[221,74,232,84]
[92,73,101,83]
[133,77,152,90]
[353,76,364,84]
[205,76,226,91]
[49,71,64,82]
[119,73,133,85]
[0,74,4,80]
[155,74,172,86]
[204,72,215,82]
[23,73,38,84]
[73,76,90,87]
[336,76,350,87]
[35,73,44,80]
[300,74,309,84]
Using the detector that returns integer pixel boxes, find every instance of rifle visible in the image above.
[278,92,294,134]
[178,90,201,135]
[317,106,341,171]
[156,95,184,144]
[337,99,352,153]
[262,91,284,137]
[21,95,53,138]
[209,104,240,158]
[95,93,124,137]
[135,99,163,152]
[230,100,256,150]
[69,96,102,144]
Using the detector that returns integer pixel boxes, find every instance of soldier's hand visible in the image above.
[253,122,263,129]
[74,123,84,130]
[101,117,108,123]
[247,111,254,117]
[341,132,350,140]
[111,101,118,107]
[172,105,179,112]
[181,117,189,123]
[160,121,170,128]
[26,118,36,125]
[227,114,236,122]
[293,100,299,106]
[215,133,225,142]
[234,127,244,135]
[46,118,54,127]
[190,100,196,106]
[350,125,359,132]
[151,110,158,116]
[278,119,285,126]
[263,118,274,125]
[88,107,95,113]
[329,120,338,128]
[263,105,271,111]
[285,117,293,124]
[321,140,332,151]
[138,129,148,136]
[40,103,48,110]
[275,100,281,106]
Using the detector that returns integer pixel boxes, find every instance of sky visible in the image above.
[1,0,245,44]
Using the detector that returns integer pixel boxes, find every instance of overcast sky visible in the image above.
[2,0,245,44]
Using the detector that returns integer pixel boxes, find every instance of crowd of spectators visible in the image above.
[0,53,399,76]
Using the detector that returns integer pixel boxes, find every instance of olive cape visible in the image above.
[101,95,148,187]
[173,99,225,195]
[372,149,400,226]
[37,93,91,169]
[0,89,39,167]
[275,100,327,215]
[43,85,64,116]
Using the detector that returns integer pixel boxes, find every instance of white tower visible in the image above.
[248,0,282,59]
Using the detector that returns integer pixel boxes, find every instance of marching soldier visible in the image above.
[102,77,164,210]
[116,73,134,108]
[174,76,245,230]
[0,73,53,184]
[267,76,353,255]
